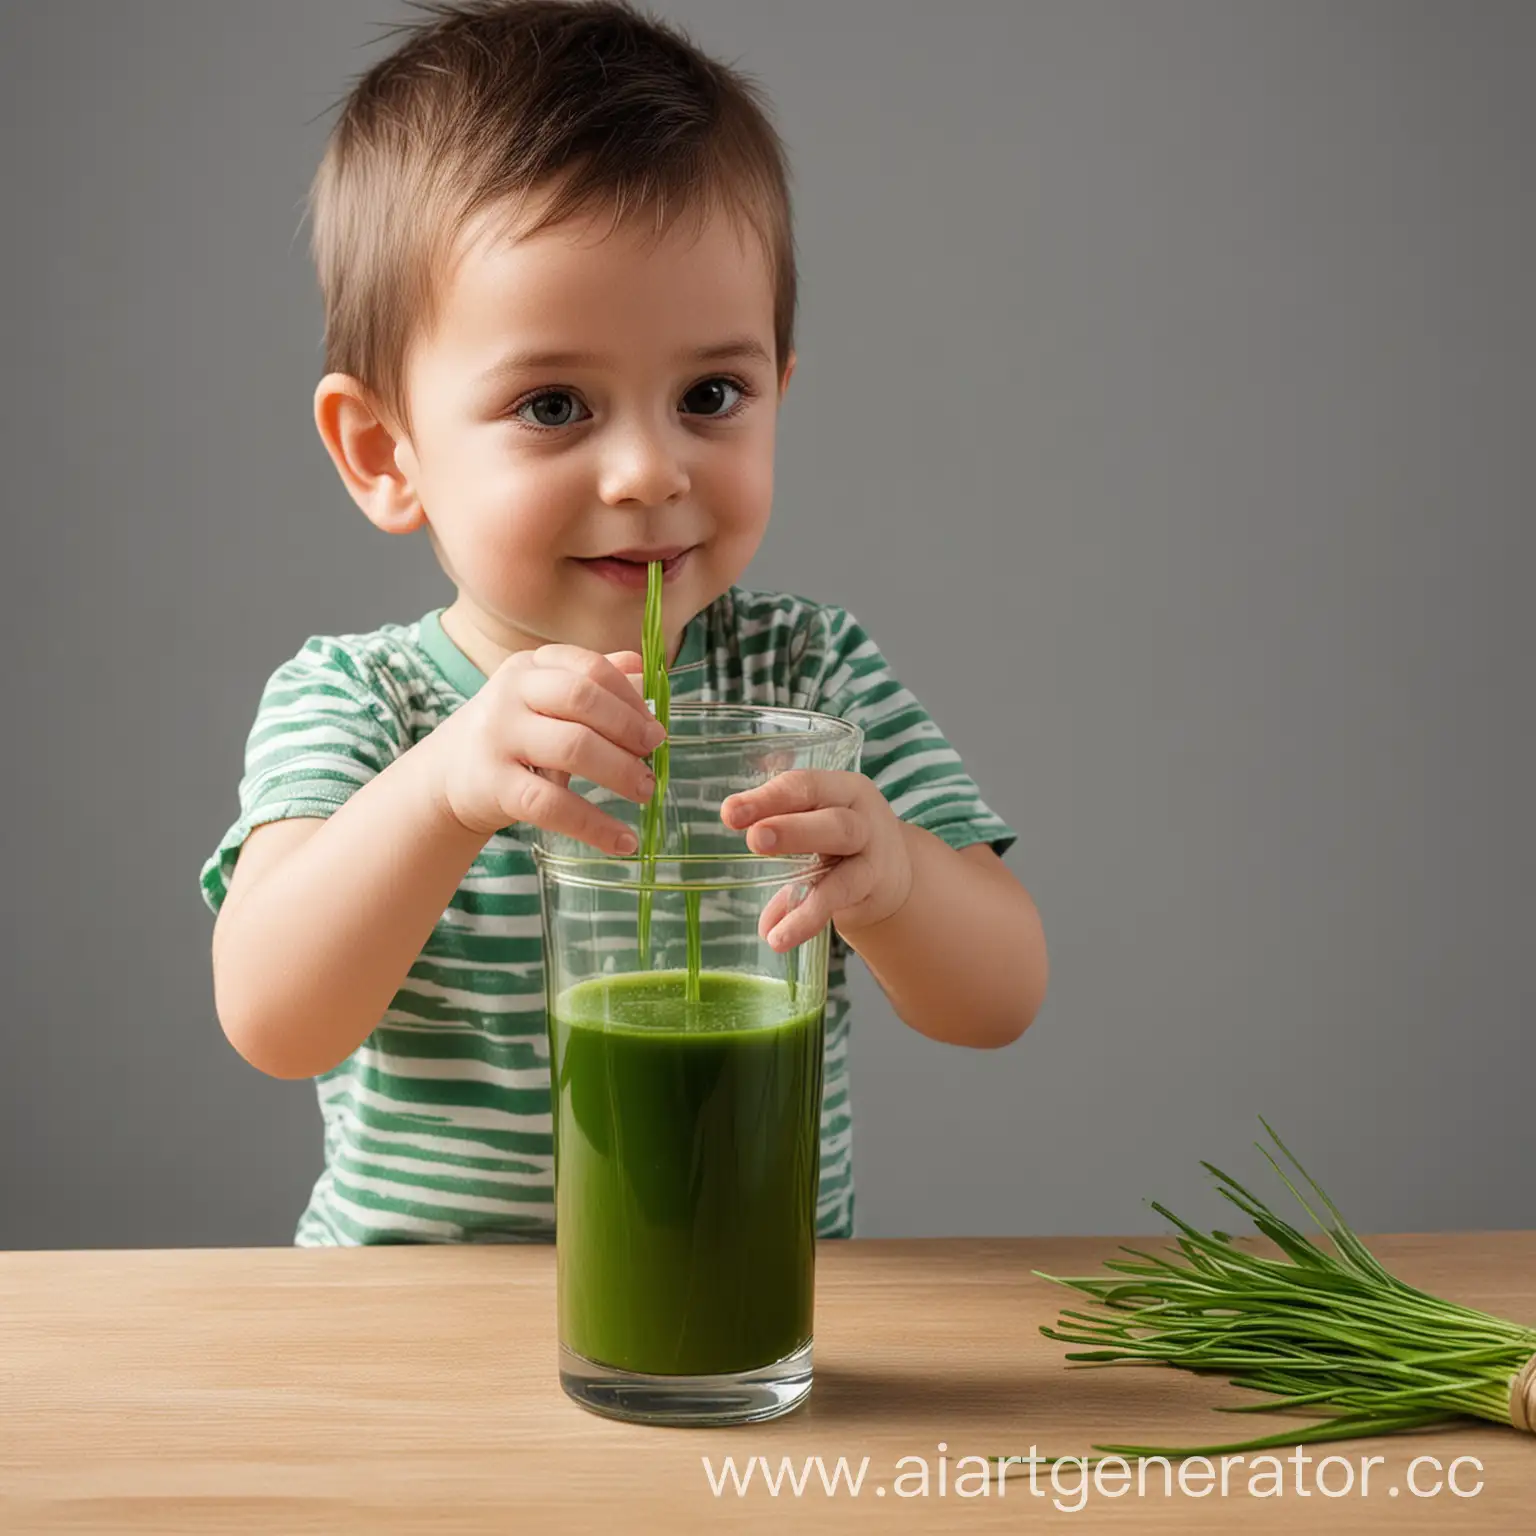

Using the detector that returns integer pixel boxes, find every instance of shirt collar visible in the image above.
[417,605,708,700]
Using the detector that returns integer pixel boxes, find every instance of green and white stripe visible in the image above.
[202,586,1016,1246]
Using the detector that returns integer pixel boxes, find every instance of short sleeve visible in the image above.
[199,636,407,914]
[795,605,1018,859]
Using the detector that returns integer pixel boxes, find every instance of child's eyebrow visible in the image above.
[477,337,772,384]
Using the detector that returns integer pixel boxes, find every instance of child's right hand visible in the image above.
[426,645,666,853]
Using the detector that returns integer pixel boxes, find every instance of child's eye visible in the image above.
[514,390,591,429]
[681,377,750,418]
[511,377,753,431]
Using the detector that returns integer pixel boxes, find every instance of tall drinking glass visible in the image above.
[533,703,862,1426]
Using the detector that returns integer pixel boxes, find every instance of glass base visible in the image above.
[559,1338,813,1426]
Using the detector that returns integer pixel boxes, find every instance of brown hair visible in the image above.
[309,0,796,427]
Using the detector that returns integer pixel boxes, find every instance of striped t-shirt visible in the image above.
[201,585,1017,1246]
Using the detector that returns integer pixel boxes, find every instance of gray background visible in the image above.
[2,0,1532,1250]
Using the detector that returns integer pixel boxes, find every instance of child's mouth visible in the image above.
[575,547,693,590]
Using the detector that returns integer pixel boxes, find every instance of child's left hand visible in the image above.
[720,771,913,952]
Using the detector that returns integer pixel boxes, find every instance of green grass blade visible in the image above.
[1091,1408,1455,1461]
[1036,1122,1536,1457]
[636,560,669,968]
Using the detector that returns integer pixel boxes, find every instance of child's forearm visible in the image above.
[839,825,1047,1049]
[211,738,488,1080]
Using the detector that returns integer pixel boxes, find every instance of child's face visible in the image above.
[392,197,791,661]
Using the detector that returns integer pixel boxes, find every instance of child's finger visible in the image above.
[515,665,666,764]
[513,707,657,806]
[523,644,654,725]
[764,859,861,951]
[722,770,853,828]
[765,891,822,951]
[500,763,640,857]
[742,807,867,858]
[604,649,645,680]
[759,860,837,938]
[759,877,812,935]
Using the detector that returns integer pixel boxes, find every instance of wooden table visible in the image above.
[3,1235,1533,1532]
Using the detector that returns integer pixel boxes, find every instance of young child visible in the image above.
[202,0,1048,1247]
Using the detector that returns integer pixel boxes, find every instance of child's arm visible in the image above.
[834,829,1046,1049]
[212,647,664,1080]
[722,774,1047,1049]
[214,768,487,1081]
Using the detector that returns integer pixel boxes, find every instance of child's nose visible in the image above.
[597,427,691,507]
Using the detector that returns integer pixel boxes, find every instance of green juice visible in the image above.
[549,969,824,1377]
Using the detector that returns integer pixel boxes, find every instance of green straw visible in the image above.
[637,558,703,998]
[682,824,701,1004]
[636,561,670,968]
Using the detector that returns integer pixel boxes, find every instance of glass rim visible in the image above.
[641,702,861,750]
[532,847,824,892]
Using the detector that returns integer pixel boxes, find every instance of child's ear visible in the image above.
[779,350,796,398]
[313,374,424,535]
